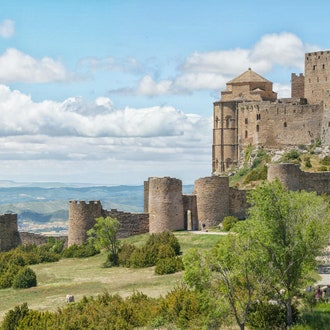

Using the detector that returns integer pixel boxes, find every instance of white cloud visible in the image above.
[0,48,68,83]
[0,19,14,38]
[126,32,319,98]
[0,85,212,184]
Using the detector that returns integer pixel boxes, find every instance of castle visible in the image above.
[213,50,330,173]
[2,50,330,252]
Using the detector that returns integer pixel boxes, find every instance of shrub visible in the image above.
[1,303,30,330]
[222,216,239,231]
[62,242,100,258]
[118,243,137,267]
[320,155,330,165]
[103,252,119,268]
[244,165,267,183]
[304,157,312,168]
[247,301,299,329]
[155,256,184,275]
[318,166,328,172]
[281,149,301,163]
[12,267,37,289]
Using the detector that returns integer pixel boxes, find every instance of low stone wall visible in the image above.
[104,209,149,238]
[19,232,68,246]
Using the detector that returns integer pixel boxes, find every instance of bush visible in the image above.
[280,149,301,163]
[1,303,30,330]
[12,267,37,289]
[304,157,312,168]
[244,165,267,183]
[62,242,100,258]
[320,155,330,165]
[318,166,328,172]
[222,216,239,231]
[118,243,137,267]
[247,301,299,329]
[103,252,119,268]
[155,256,184,275]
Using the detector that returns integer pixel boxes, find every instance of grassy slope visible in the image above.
[0,232,222,321]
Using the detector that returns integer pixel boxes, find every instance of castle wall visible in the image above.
[238,101,323,148]
[0,214,21,252]
[305,51,330,105]
[148,177,185,233]
[68,200,102,246]
[19,232,68,247]
[104,209,149,238]
[291,73,305,98]
[268,163,330,194]
[194,176,229,228]
[229,187,248,219]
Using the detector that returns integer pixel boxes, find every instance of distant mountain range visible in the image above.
[0,181,194,235]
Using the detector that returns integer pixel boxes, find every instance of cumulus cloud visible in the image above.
[120,32,319,98]
[0,19,14,38]
[0,48,68,83]
[0,84,212,183]
[0,83,211,138]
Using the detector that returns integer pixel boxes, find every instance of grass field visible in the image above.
[0,231,223,321]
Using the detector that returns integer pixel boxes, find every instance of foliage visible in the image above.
[62,242,100,258]
[318,165,328,171]
[222,215,239,231]
[280,149,302,163]
[12,267,37,289]
[243,165,267,183]
[1,303,30,330]
[248,301,299,329]
[155,256,184,275]
[244,143,253,165]
[0,243,61,289]
[320,155,330,165]
[118,231,182,274]
[304,156,312,168]
[246,180,330,326]
[87,216,121,266]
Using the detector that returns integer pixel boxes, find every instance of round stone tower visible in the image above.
[267,163,301,191]
[194,176,230,228]
[148,177,184,233]
[68,200,102,246]
[0,213,21,252]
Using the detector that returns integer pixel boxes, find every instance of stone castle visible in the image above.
[2,50,330,252]
[213,50,330,173]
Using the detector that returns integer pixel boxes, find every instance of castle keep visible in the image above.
[213,50,330,173]
[2,50,330,251]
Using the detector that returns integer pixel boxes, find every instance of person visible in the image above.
[323,285,330,303]
[315,286,323,302]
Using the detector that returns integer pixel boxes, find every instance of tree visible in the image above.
[87,216,121,266]
[184,232,267,330]
[246,180,330,326]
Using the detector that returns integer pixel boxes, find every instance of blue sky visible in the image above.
[0,0,328,185]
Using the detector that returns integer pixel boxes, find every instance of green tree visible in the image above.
[184,232,267,330]
[87,216,121,266]
[246,180,330,326]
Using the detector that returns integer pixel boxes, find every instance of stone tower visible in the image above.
[147,177,184,233]
[194,176,230,228]
[68,200,102,246]
[0,213,21,252]
[213,68,277,173]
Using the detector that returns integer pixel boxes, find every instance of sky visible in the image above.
[0,0,329,185]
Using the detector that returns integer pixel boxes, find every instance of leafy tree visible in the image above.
[246,180,330,326]
[184,231,267,330]
[87,216,121,266]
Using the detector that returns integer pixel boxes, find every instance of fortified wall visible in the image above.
[2,163,330,251]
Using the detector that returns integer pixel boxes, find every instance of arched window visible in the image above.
[284,122,287,128]
[245,130,248,138]
[226,116,231,128]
